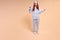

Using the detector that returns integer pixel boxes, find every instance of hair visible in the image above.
[32,2,39,11]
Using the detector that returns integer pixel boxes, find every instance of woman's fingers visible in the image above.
[44,9,46,11]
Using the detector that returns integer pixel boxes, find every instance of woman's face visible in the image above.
[34,1,38,6]
[33,0,39,11]
[35,3,37,6]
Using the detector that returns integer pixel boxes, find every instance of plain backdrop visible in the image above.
[0,0,60,40]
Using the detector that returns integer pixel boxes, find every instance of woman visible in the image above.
[29,0,45,33]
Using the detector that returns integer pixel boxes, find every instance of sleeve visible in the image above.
[39,9,45,14]
[29,7,33,13]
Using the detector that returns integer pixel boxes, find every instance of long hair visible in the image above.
[32,2,39,11]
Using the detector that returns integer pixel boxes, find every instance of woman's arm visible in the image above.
[29,6,32,13]
[39,9,46,14]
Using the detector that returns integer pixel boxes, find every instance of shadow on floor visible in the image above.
[22,15,32,32]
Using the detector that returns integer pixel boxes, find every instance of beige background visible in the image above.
[0,0,60,40]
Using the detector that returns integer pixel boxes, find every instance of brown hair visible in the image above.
[32,2,39,11]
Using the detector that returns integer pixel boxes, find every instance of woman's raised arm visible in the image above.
[39,9,46,14]
[29,6,32,13]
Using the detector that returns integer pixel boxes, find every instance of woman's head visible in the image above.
[32,0,39,11]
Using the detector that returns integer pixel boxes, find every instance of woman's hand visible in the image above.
[41,9,46,12]
[43,9,46,11]
[29,6,31,9]
[29,6,32,13]
[29,6,31,11]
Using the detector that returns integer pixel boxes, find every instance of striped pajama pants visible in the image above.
[33,19,39,33]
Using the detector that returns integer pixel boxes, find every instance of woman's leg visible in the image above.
[33,19,39,33]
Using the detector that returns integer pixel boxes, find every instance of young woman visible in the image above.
[29,0,45,33]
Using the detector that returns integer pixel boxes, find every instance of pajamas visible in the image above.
[29,7,45,33]
[33,19,39,33]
